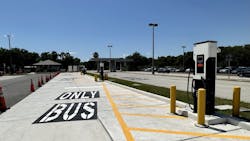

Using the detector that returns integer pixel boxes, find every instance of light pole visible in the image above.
[149,23,158,75]
[182,46,186,70]
[6,34,13,73]
[107,45,112,72]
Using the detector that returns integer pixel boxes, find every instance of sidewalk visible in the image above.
[0,72,250,141]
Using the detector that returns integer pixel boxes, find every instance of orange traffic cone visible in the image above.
[38,78,41,87]
[0,84,7,112]
[41,76,44,85]
[30,79,35,92]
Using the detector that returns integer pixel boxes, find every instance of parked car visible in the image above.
[144,68,152,72]
[185,68,193,73]
[175,68,185,72]
[238,67,250,77]
[231,67,246,74]
[157,68,170,73]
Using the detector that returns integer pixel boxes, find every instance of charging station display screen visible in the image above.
[197,55,204,73]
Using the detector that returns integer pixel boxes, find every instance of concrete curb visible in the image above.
[106,80,250,131]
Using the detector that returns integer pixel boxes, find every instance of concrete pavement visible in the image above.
[1,72,250,141]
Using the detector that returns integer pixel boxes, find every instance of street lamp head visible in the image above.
[107,45,112,48]
[149,23,158,27]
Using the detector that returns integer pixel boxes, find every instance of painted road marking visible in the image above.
[117,103,169,109]
[102,83,134,141]
[121,113,186,120]
[55,91,100,100]
[129,127,250,140]
[33,102,97,124]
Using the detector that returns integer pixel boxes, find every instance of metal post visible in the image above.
[149,23,158,75]
[108,45,112,72]
[152,26,155,75]
[7,35,12,74]
[197,88,206,125]
[232,86,241,117]
[170,85,176,113]
[182,46,186,70]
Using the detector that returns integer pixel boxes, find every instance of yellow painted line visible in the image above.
[129,127,250,140]
[102,83,134,141]
[117,103,169,109]
[121,113,186,119]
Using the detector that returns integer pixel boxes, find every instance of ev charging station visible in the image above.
[193,41,217,114]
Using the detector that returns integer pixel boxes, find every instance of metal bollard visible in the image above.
[104,73,108,80]
[232,86,241,117]
[197,88,206,125]
[170,85,176,113]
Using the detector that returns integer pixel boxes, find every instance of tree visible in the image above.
[126,52,148,71]
[93,52,99,58]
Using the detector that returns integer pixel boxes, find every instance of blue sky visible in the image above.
[0,0,250,61]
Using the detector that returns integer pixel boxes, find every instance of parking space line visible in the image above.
[129,127,250,140]
[117,103,168,109]
[121,113,186,119]
[102,83,134,141]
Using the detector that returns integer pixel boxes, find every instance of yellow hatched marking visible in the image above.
[129,127,250,140]
[102,83,134,141]
[121,113,186,120]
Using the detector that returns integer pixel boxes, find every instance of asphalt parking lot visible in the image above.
[1,72,250,141]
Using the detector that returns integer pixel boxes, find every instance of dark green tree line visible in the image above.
[0,47,81,72]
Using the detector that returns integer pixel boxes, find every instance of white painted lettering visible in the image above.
[40,104,67,122]
[69,92,81,99]
[80,91,87,98]
[90,91,98,98]
[63,103,82,120]
[81,102,95,119]
[59,92,72,100]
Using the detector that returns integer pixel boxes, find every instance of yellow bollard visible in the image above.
[94,75,98,82]
[232,86,241,117]
[197,88,206,125]
[104,73,108,80]
[170,85,176,113]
